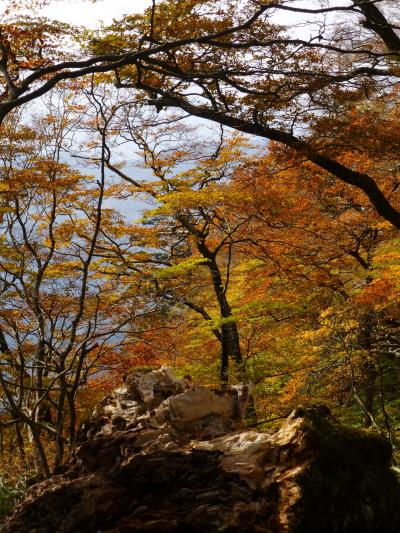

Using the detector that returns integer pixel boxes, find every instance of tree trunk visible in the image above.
[358,312,377,428]
[199,249,242,383]
[15,422,27,466]
[26,419,51,478]
[362,359,377,428]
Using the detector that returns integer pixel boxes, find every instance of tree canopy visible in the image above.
[1,0,400,225]
[0,0,400,493]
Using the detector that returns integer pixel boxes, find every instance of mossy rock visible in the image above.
[288,406,400,533]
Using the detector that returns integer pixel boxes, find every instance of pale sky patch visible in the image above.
[42,0,152,27]
[1,0,151,26]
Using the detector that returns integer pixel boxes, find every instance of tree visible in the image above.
[0,1,400,227]
[86,78,400,434]
[0,1,400,476]
[0,95,161,476]
[220,101,400,436]
[93,95,252,383]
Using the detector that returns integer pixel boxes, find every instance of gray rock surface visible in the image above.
[3,367,400,532]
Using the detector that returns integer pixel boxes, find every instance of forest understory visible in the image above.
[0,0,400,528]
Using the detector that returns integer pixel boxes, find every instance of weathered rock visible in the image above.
[3,368,400,533]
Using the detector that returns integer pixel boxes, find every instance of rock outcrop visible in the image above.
[3,366,400,532]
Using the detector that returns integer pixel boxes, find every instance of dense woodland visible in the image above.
[0,0,400,516]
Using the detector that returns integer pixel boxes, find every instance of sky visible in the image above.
[42,0,152,27]
[0,0,152,26]
[0,0,330,34]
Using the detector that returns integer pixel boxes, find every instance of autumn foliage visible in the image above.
[0,0,399,495]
